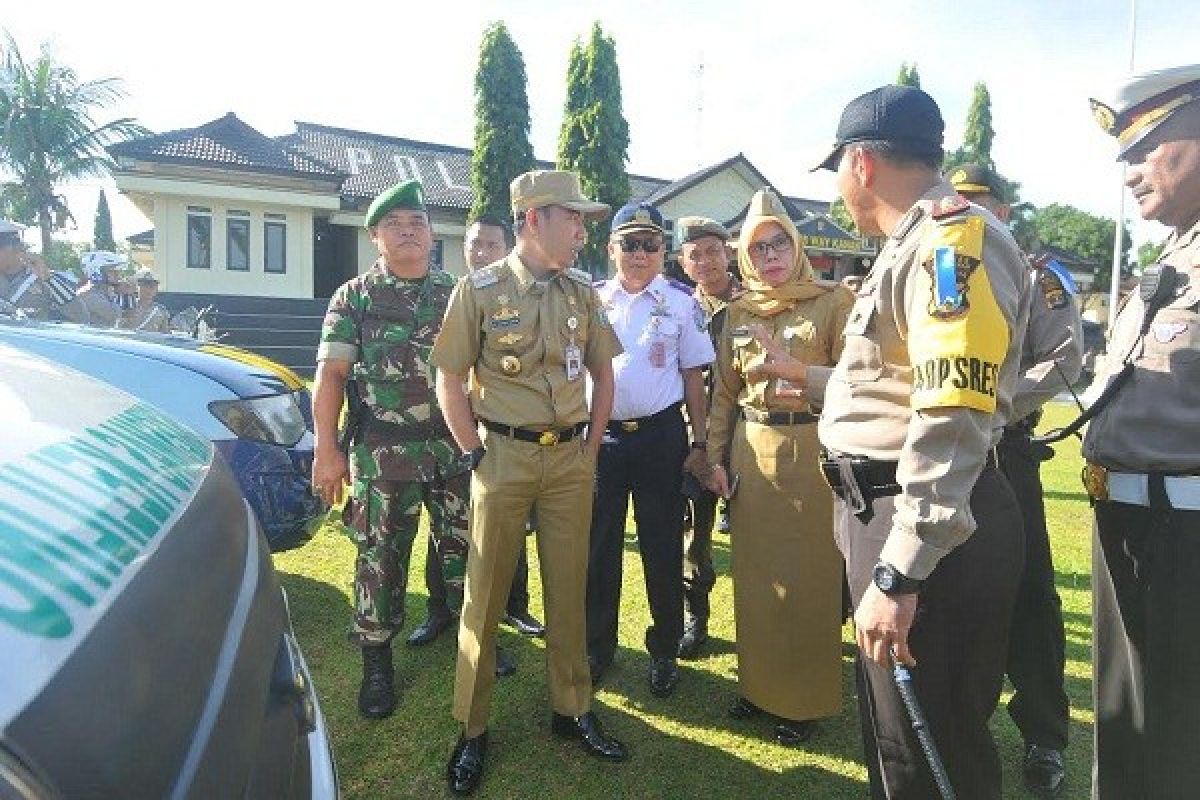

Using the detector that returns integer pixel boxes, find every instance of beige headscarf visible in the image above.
[733,188,827,317]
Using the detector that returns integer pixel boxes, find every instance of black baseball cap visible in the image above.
[812,85,945,172]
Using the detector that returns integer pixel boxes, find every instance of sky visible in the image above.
[5,0,1198,250]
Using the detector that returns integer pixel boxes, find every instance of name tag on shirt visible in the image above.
[565,343,582,381]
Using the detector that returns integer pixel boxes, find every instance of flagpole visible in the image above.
[1108,0,1138,334]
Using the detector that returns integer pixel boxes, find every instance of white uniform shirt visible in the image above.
[595,274,715,420]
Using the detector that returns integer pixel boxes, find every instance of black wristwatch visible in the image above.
[690,441,707,450]
[466,446,486,471]
[872,562,923,595]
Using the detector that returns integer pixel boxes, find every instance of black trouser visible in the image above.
[1093,494,1200,799]
[838,465,1024,800]
[682,488,718,623]
[425,535,530,618]
[587,406,687,664]
[997,429,1069,750]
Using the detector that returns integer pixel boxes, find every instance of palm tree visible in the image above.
[0,30,148,253]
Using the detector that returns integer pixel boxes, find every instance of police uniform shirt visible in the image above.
[0,267,80,320]
[1010,263,1084,422]
[817,182,1032,580]
[1083,217,1200,473]
[73,285,121,327]
[118,302,171,333]
[596,274,715,420]
[431,251,623,428]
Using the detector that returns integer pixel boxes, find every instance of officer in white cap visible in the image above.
[0,219,83,320]
[75,250,134,327]
[116,267,171,333]
[1085,64,1200,799]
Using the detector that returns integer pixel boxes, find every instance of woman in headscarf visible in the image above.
[706,188,852,744]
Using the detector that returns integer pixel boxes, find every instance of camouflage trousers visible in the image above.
[344,472,470,646]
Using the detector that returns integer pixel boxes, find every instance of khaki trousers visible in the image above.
[453,431,596,736]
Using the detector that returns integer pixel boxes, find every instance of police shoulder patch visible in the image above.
[469,266,500,289]
[566,267,593,286]
[930,194,971,221]
[1037,269,1070,310]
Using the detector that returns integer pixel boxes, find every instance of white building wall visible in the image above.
[659,169,759,222]
[153,195,314,298]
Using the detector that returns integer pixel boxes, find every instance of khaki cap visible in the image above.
[134,267,159,284]
[674,216,730,248]
[510,170,609,220]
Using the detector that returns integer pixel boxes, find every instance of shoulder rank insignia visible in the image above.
[1031,255,1078,311]
[566,267,593,286]
[470,266,500,289]
[931,194,971,221]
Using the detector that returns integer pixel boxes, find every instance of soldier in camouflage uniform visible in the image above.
[311,179,473,720]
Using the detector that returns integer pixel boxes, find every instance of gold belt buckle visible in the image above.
[1082,462,1109,504]
[621,420,639,432]
[538,429,560,446]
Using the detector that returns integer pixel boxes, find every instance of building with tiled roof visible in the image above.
[109,112,870,302]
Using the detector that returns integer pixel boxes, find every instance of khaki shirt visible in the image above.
[695,274,743,347]
[1083,217,1200,473]
[1010,264,1083,422]
[817,182,1032,580]
[117,302,172,333]
[708,288,852,466]
[431,252,623,429]
[72,286,121,328]
[0,268,84,321]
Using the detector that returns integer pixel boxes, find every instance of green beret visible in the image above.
[365,180,426,228]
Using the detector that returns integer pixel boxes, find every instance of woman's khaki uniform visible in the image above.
[708,190,852,722]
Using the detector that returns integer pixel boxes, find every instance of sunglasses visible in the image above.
[617,237,663,254]
[748,234,793,257]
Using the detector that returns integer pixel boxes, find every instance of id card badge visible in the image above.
[565,343,583,381]
[648,339,667,369]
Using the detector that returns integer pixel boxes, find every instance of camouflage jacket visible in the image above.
[318,260,464,482]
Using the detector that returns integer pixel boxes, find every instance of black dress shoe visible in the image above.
[1023,744,1065,798]
[551,711,629,761]
[446,731,488,796]
[648,657,679,697]
[677,618,709,660]
[406,611,454,647]
[774,719,815,747]
[494,646,518,678]
[728,696,762,719]
[357,644,396,719]
[503,609,546,637]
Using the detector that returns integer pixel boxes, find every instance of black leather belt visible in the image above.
[741,408,818,426]
[481,419,587,446]
[607,402,682,435]
[819,448,997,524]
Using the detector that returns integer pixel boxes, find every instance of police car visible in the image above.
[0,317,320,551]
[0,345,337,798]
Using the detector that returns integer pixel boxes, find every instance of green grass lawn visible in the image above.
[274,402,1093,798]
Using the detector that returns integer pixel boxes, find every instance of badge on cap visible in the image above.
[501,355,522,375]
[1090,99,1118,134]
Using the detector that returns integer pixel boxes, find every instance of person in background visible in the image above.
[117,267,172,333]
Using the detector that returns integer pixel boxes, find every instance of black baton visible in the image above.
[890,650,956,800]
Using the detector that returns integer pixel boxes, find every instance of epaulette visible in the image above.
[665,277,695,295]
[1033,256,1079,296]
[931,194,971,221]
[565,267,593,286]
[469,265,500,289]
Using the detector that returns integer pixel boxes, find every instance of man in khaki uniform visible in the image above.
[0,220,83,320]
[74,251,135,328]
[673,216,739,659]
[1084,65,1200,800]
[432,170,628,796]
[809,86,1031,799]
[117,268,172,333]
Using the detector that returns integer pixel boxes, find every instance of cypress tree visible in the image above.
[93,188,116,251]
[469,22,534,223]
[895,63,921,87]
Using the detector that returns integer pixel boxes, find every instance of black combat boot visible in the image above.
[358,643,396,719]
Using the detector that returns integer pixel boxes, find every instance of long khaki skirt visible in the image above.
[728,417,842,721]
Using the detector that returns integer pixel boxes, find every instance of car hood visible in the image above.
[0,317,305,398]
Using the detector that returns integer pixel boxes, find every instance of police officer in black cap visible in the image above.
[949,163,1081,799]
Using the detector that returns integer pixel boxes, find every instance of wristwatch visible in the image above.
[872,562,923,595]
[690,441,707,450]
[466,446,486,471]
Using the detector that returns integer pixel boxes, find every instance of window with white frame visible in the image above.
[226,210,250,271]
[187,206,212,269]
[264,213,287,274]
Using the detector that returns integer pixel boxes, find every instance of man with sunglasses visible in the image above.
[584,203,715,696]
[0,219,83,320]
[433,170,627,795]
